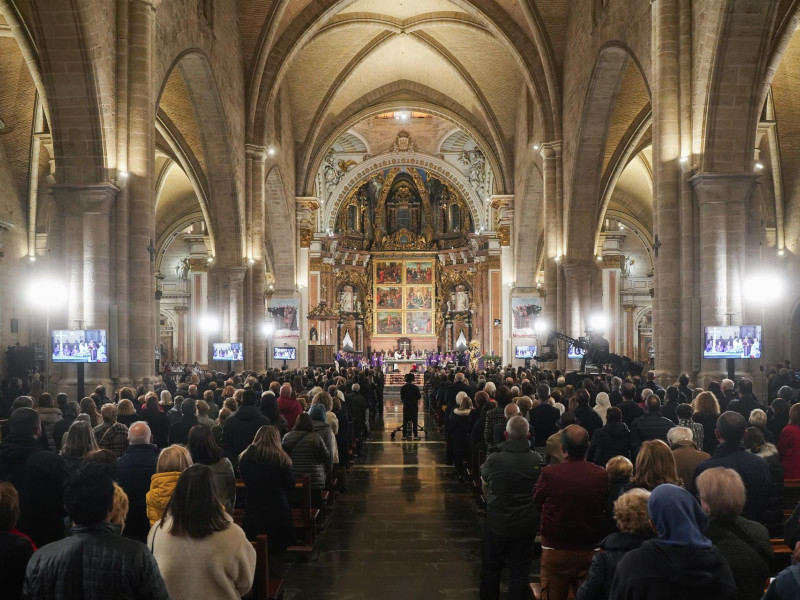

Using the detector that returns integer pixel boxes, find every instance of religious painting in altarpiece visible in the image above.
[373,258,435,338]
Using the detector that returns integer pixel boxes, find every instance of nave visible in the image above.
[283,394,484,599]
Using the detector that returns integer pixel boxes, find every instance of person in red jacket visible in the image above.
[534,425,609,600]
[277,383,303,431]
[778,403,800,479]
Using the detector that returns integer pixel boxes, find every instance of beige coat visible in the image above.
[147,513,256,600]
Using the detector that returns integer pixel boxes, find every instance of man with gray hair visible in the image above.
[668,425,709,491]
[491,402,521,448]
[720,378,736,412]
[117,421,159,542]
[480,415,543,599]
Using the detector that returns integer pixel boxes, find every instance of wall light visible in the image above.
[28,255,36,262]
[534,319,548,332]
[263,322,275,337]
[755,162,764,171]
[199,315,220,332]
[778,249,786,257]
[267,147,276,156]
[533,143,540,151]
[248,257,255,265]
[589,314,608,331]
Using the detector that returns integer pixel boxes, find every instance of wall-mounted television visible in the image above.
[51,329,108,363]
[515,345,537,359]
[568,344,586,360]
[703,325,762,359]
[273,346,297,361]
[212,343,243,361]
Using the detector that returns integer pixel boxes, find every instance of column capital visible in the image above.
[540,141,563,158]
[245,144,268,161]
[211,265,247,282]
[49,183,118,214]
[689,172,759,206]
[129,0,160,8]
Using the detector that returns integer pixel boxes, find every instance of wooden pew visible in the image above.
[244,534,284,600]
[288,475,319,559]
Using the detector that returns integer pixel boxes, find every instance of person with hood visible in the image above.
[449,392,475,482]
[282,412,330,491]
[0,408,69,548]
[576,488,655,600]
[277,383,303,431]
[34,393,62,451]
[696,467,772,600]
[587,407,630,466]
[593,392,610,425]
[609,483,737,600]
[221,389,270,471]
[309,402,337,468]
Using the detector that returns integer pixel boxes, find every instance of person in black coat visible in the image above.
[567,389,603,441]
[0,408,69,548]
[52,401,79,452]
[168,398,199,446]
[618,382,644,427]
[609,484,737,600]
[661,386,682,424]
[728,379,764,421]
[630,396,675,458]
[238,425,296,578]
[587,407,631,466]
[0,481,35,600]
[141,396,170,449]
[116,422,159,542]
[577,488,655,600]
[400,373,422,440]
[449,394,474,481]
[221,390,270,471]
[529,383,560,450]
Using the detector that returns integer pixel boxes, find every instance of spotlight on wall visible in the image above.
[248,257,255,265]
[778,249,786,257]
[554,254,561,262]
[27,276,68,310]
[596,255,602,262]
[744,273,784,304]
[206,256,214,264]
[589,314,608,331]
[28,255,36,262]
[533,143,540,151]
[678,156,689,165]
[263,322,275,337]
[534,319,548,333]
[117,171,129,188]
[199,315,220,332]
[755,162,764,171]
[267,146,276,156]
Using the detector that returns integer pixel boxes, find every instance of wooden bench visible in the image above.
[288,475,319,559]
[243,534,284,600]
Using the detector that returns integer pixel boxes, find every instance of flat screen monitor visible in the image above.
[515,345,537,359]
[703,325,762,359]
[568,344,586,360]
[212,343,243,361]
[51,329,108,363]
[273,346,297,361]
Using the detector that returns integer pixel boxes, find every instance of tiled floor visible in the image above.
[282,394,484,599]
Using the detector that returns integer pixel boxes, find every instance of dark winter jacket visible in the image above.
[692,411,720,454]
[449,408,474,460]
[167,414,199,446]
[116,444,160,543]
[0,530,34,599]
[529,402,560,447]
[609,539,737,600]
[141,408,170,449]
[764,564,800,600]
[573,405,604,440]
[238,450,296,550]
[0,436,68,547]
[704,516,772,600]
[282,430,330,489]
[51,414,76,453]
[618,400,643,427]
[630,411,675,457]
[576,531,654,600]
[221,405,270,469]
[587,421,631,466]
[22,522,169,600]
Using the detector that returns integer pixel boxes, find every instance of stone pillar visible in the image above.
[562,262,596,340]
[50,183,117,387]
[296,197,320,367]
[211,266,247,343]
[127,0,158,383]
[245,145,267,371]
[174,305,187,362]
[541,142,563,362]
[624,304,636,358]
[652,0,682,382]
[691,173,757,380]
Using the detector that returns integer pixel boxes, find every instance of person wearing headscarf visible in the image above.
[593,392,610,425]
[608,484,737,600]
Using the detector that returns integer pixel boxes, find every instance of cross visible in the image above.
[652,235,662,258]
[146,239,156,262]
[400,340,410,353]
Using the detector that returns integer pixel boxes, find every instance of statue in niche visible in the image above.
[621,256,636,278]
[339,285,355,313]
[175,258,190,281]
[458,149,487,198]
[322,148,357,193]
[453,285,470,312]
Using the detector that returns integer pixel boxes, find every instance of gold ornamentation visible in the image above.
[497,225,511,246]
[309,257,323,271]
[602,255,625,269]
[488,255,501,269]
[186,257,210,272]
[375,228,429,251]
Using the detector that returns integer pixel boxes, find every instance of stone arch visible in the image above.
[322,153,485,233]
[515,162,543,288]
[302,85,505,197]
[566,43,650,261]
[156,50,243,265]
[264,167,295,290]
[25,0,107,184]
[702,0,780,173]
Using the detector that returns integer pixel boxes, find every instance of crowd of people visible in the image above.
[423,364,800,600]
[0,366,382,599]
[2,361,800,599]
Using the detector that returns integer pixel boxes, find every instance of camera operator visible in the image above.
[401,373,421,440]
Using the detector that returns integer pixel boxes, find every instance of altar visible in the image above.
[385,358,427,374]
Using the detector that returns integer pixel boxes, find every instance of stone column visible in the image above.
[624,304,636,358]
[50,183,117,387]
[245,145,267,371]
[562,262,596,340]
[173,305,187,362]
[652,0,682,382]
[212,266,247,344]
[691,173,757,381]
[127,0,158,382]
[541,142,563,363]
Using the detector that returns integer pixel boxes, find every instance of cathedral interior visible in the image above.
[0,0,796,394]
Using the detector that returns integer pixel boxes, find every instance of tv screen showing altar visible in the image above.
[515,345,537,359]
[703,325,762,359]
[273,347,297,361]
[51,329,108,363]
[212,343,243,361]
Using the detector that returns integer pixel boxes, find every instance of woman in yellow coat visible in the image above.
[146,445,192,525]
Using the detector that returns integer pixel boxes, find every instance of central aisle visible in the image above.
[283,393,484,599]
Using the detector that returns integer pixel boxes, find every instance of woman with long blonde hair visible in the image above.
[238,426,295,577]
[692,391,721,453]
[628,439,682,491]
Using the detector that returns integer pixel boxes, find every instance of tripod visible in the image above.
[389,415,427,441]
